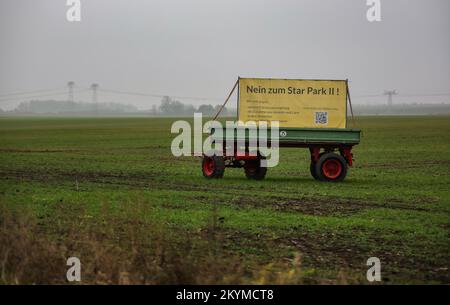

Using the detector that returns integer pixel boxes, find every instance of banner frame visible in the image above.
[236,77,349,129]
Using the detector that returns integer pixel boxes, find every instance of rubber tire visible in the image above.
[244,158,267,180]
[202,155,225,179]
[310,162,319,180]
[310,152,325,180]
[315,152,348,182]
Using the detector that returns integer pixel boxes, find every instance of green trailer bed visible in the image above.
[211,127,361,146]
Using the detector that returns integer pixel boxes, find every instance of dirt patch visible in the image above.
[0,167,261,193]
[0,168,153,189]
[190,193,432,216]
[226,195,371,216]
[233,194,433,215]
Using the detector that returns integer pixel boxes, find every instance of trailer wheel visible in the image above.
[310,162,319,180]
[202,154,225,179]
[244,158,267,180]
[315,153,348,182]
[310,152,325,180]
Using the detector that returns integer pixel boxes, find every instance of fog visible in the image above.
[1,0,449,110]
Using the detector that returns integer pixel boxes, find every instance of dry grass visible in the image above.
[0,204,67,284]
[0,198,317,285]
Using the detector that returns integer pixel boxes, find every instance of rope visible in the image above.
[346,80,356,127]
[212,78,239,121]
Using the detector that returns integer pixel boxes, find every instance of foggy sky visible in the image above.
[1,0,449,110]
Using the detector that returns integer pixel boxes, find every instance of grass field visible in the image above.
[0,116,449,284]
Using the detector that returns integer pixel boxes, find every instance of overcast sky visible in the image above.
[1,0,449,110]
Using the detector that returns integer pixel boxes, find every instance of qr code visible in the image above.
[315,111,328,125]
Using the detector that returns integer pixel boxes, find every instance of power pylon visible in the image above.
[384,90,397,113]
[90,83,99,115]
[67,81,75,102]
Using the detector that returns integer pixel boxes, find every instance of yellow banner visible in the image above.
[238,78,348,128]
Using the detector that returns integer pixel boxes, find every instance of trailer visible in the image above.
[201,77,361,182]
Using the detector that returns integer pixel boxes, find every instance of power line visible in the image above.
[398,93,450,97]
[98,88,224,102]
[0,89,89,103]
[1,84,449,105]
[354,93,450,98]
[353,94,383,98]
[0,87,64,98]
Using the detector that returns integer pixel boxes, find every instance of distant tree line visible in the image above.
[352,103,450,115]
[2,97,236,117]
[9,100,138,114]
[156,96,230,117]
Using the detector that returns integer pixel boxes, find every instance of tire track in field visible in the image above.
[355,159,450,169]
[0,167,436,215]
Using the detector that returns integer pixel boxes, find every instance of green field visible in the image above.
[0,116,449,284]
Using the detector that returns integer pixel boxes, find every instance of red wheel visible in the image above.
[315,153,347,182]
[202,154,225,178]
[322,159,343,179]
[203,157,215,176]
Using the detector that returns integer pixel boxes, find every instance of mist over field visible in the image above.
[0,0,449,112]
